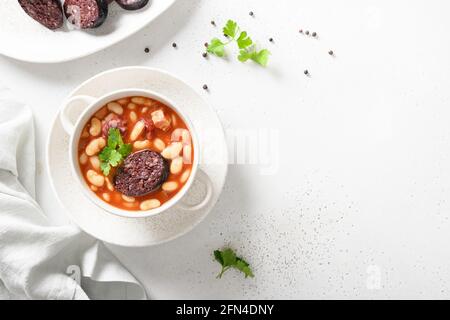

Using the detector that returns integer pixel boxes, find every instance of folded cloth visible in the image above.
[0,88,146,300]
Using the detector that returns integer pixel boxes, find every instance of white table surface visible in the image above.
[1,0,450,299]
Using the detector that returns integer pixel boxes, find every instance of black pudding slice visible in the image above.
[115,0,149,10]
[18,0,64,30]
[114,150,169,197]
[64,0,108,29]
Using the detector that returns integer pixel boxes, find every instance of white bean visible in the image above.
[171,128,191,145]
[183,145,192,164]
[127,103,137,110]
[79,153,88,165]
[170,157,183,174]
[153,138,166,152]
[85,137,106,156]
[130,120,145,141]
[122,195,135,203]
[104,113,115,122]
[140,199,161,210]
[162,181,178,192]
[144,99,157,107]
[142,107,148,113]
[123,202,137,209]
[105,177,114,191]
[107,102,123,115]
[180,169,191,183]
[87,169,104,187]
[133,140,151,150]
[90,185,98,192]
[89,156,100,171]
[161,142,183,160]
[102,193,111,202]
[131,97,147,105]
[89,118,101,136]
[117,99,129,106]
[129,111,137,122]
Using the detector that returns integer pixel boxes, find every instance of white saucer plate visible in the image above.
[0,0,175,63]
[46,67,228,247]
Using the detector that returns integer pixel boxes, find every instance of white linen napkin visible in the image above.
[0,88,146,300]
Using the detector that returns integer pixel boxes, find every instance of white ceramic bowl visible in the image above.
[59,88,212,218]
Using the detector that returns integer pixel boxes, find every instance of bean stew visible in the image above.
[78,96,193,211]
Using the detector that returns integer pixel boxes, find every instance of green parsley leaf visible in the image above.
[99,128,132,176]
[236,31,252,49]
[223,20,238,38]
[118,143,132,158]
[235,258,254,278]
[238,49,253,62]
[107,128,121,149]
[214,248,254,279]
[100,161,111,176]
[206,20,270,66]
[109,150,122,167]
[220,248,237,267]
[251,49,271,67]
[99,146,113,162]
[214,250,224,266]
[207,38,226,57]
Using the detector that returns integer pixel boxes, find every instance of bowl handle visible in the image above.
[60,95,96,135]
[177,169,213,211]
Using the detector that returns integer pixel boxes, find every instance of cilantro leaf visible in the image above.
[206,19,270,67]
[100,161,111,176]
[107,128,121,149]
[238,49,253,62]
[236,31,252,49]
[118,143,132,158]
[207,38,226,57]
[98,128,132,176]
[214,248,254,279]
[99,146,113,162]
[109,150,122,167]
[238,48,271,67]
[223,20,238,38]
[251,49,271,67]
[221,248,237,267]
[235,258,254,278]
[214,250,224,266]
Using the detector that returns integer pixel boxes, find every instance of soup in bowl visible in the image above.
[59,89,212,218]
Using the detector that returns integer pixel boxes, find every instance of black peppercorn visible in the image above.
[299,29,303,33]
[172,42,177,48]
[304,70,309,75]
[305,30,310,35]
[312,32,317,37]
[204,42,209,48]
[144,47,150,53]
[203,84,208,90]
[269,38,274,42]
[202,52,207,58]
[249,11,254,16]
[328,50,334,56]
[211,20,216,26]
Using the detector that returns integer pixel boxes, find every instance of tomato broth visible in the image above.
[78,96,193,211]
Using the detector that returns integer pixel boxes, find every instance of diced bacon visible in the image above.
[151,110,171,131]
[102,115,127,137]
[141,117,155,139]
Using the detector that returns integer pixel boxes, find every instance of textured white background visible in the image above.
[1,0,450,299]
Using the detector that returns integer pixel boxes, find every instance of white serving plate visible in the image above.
[0,0,175,63]
[46,66,228,246]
